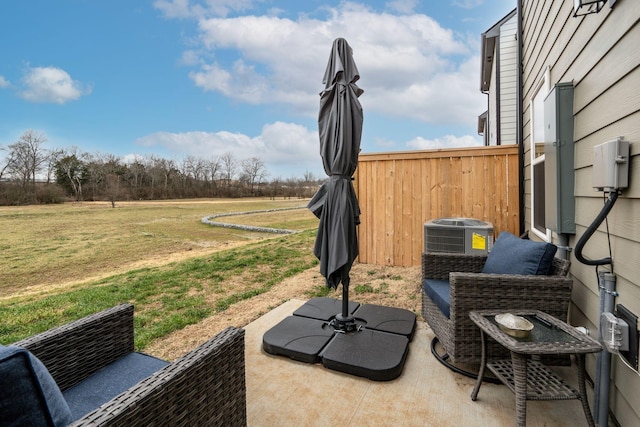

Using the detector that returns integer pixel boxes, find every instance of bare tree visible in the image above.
[0,133,315,204]
[46,148,64,184]
[147,156,175,198]
[6,130,49,188]
[268,176,283,199]
[284,177,299,199]
[83,153,124,201]
[127,156,146,189]
[204,156,221,195]
[81,152,102,200]
[146,155,161,198]
[0,144,16,181]
[240,157,269,195]
[105,173,120,207]
[192,157,206,183]
[303,170,316,184]
[182,155,207,195]
[55,148,87,201]
[220,152,237,192]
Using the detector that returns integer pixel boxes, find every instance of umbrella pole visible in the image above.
[335,276,357,332]
[342,276,350,319]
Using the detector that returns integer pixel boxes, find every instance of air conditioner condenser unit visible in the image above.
[424,218,494,255]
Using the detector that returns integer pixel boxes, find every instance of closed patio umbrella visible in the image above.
[308,37,363,329]
[266,46,414,376]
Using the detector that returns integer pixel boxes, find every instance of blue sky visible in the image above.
[0,0,515,179]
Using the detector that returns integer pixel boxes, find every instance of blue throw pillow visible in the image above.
[482,231,557,275]
[0,345,73,427]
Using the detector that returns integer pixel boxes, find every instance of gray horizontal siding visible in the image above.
[521,1,640,425]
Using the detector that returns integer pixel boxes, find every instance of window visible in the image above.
[530,68,551,241]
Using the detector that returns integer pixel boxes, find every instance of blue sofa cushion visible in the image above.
[63,352,169,420]
[482,231,558,275]
[0,345,73,427]
[423,279,451,319]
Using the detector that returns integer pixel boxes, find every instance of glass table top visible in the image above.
[487,314,575,344]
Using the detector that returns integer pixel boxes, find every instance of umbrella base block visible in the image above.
[321,329,410,381]
[262,316,334,363]
[352,303,417,340]
[293,297,359,321]
[262,298,416,381]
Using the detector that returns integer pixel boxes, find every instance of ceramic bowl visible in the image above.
[495,313,534,338]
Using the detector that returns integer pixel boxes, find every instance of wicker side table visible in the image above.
[469,310,602,427]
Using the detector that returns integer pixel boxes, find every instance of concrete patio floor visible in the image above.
[244,299,595,426]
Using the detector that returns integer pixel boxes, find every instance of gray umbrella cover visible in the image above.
[308,38,364,289]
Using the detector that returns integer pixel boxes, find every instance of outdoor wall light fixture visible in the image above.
[573,0,607,17]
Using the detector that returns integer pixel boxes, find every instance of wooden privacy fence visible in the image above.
[353,145,520,267]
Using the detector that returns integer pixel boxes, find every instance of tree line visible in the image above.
[0,130,322,206]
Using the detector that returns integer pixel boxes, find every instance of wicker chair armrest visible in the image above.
[14,304,135,390]
[422,252,487,280]
[71,326,247,427]
[550,257,571,276]
[449,272,573,321]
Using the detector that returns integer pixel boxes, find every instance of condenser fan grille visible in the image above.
[423,217,494,255]
[425,228,465,253]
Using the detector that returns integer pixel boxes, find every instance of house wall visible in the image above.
[354,145,519,267]
[488,56,498,145]
[498,15,518,145]
[521,1,640,425]
[485,12,518,146]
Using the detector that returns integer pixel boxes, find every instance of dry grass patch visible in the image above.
[148,262,422,361]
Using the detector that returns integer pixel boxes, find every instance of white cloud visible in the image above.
[406,134,482,150]
[363,53,482,125]
[386,0,418,14]
[153,0,255,19]
[19,66,91,104]
[179,50,202,66]
[452,0,485,9]
[152,1,493,154]
[153,0,193,18]
[189,59,270,104]
[166,2,480,122]
[0,75,9,88]
[135,121,322,177]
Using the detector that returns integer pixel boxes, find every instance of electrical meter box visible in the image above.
[593,138,629,191]
[544,82,575,234]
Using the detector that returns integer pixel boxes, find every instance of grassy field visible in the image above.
[1,198,422,357]
[0,198,321,348]
[1,198,315,293]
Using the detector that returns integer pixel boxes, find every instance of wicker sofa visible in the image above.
[422,250,573,366]
[8,304,246,426]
